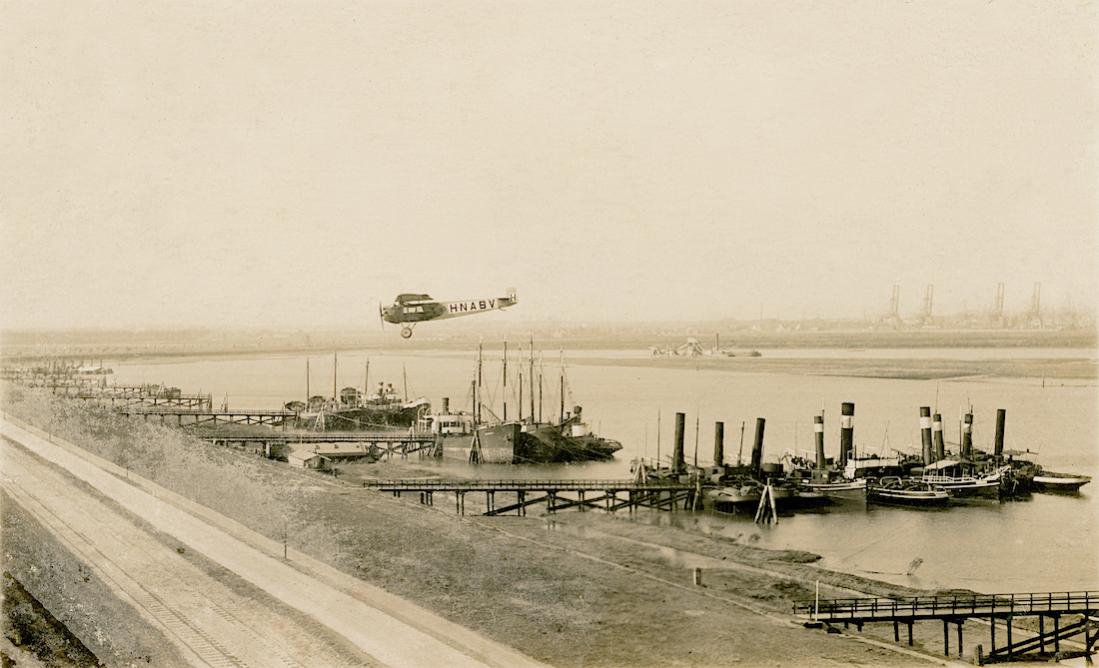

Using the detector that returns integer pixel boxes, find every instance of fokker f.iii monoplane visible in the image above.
[379,288,517,338]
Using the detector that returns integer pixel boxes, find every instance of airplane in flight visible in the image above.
[379,288,518,338]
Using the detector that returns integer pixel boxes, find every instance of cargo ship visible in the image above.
[416,342,622,464]
[284,382,429,431]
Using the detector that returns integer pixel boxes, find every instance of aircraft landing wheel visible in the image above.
[400,326,413,339]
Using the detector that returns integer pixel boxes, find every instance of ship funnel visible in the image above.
[920,406,933,465]
[442,397,450,414]
[961,410,974,459]
[814,414,825,470]
[713,421,725,468]
[932,412,944,461]
[839,402,854,467]
[994,409,1006,461]
[750,418,766,477]
[672,412,686,474]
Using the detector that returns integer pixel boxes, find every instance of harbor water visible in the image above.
[108,347,1098,593]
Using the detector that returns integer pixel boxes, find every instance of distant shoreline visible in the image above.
[569,355,1099,381]
[2,328,1096,363]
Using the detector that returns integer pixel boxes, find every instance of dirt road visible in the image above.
[1,418,545,668]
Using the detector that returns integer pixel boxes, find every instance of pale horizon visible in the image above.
[2,1,1096,330]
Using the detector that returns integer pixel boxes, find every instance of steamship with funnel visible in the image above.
[415,343,622,464]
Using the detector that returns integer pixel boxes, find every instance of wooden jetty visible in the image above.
[70,392,212,409]
[362,478,699,516]
[794,591,1098,664]
[116,407,295,427]
[198,431,438,459]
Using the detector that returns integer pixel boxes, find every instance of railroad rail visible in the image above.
[794,591,1098,664]
[363,478,700,516]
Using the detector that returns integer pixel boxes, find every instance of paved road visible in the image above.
[1,418,546,668]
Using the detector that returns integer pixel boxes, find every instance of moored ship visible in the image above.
[285,382,429,431]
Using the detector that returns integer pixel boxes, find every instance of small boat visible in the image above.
[919,462,1007,499]
[1031,471,1092,493]
[867,477,951,507]
[800,477,868,501]
[706,480,827,513]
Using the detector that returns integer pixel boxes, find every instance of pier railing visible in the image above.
[362,478,695,492]
[794,591,1098,621]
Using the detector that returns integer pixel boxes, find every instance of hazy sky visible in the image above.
[2,1,1096,329]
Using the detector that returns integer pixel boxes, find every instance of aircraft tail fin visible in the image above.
[505,287,517,304]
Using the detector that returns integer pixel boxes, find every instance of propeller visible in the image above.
[378,302,386,331]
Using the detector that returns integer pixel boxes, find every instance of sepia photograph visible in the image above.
[1,1,1096,666]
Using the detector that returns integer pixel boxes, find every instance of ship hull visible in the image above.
[1032,475,1091,493]
[437,423,520,464]
[287,405,424,431]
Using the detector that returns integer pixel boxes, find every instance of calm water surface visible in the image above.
[110,347,1098,592]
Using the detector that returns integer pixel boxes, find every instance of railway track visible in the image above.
[2,442,358,667]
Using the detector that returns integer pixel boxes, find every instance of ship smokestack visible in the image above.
[750,418,765,477]
[961,410,974,459]
[932,412,944,461]
[814,414,826,470]
[994,409,1006,461]
[839,402,854,467]
[920,406,933,465]
[672,412,686,474]
[442,397,450,415]
[713,421,725,468]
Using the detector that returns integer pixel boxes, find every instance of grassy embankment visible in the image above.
[1,386,984,666]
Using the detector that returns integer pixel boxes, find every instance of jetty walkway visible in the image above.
[362,478,700,515]
[795,591,1098,664]
[116,406,295,427]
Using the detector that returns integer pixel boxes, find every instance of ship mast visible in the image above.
[332,352,337,400]
[528,335,535,423]
[305,357,310,403]
[656,410,662,468]
[476,343,483,425]
[502,341,508,421]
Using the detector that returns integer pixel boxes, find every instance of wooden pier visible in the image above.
[198,431,438,459]
[116,407,295,427]
[362,478,699,515]
[794,591,1098,663]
